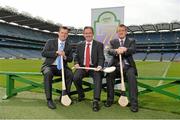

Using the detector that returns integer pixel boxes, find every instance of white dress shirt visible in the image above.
[119,37,125,46]
[52,39,65,65]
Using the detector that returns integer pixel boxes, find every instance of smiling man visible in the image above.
[41,26,73,109]
[73,26,105,112]
[104,24,138,112]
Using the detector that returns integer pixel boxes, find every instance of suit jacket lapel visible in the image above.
[54,39,58,51]
[115,39,120,48]
[124,38,129,47]
[91,40,96,62]
[64,41,68,52]
[81,42,86,64]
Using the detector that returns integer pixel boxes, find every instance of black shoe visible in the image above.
[130,106,138,112]
[47,100,56,109]
[127,103,131,107]
[78,94,85,102]
[92,101,99,112]
[78,97,85,102]
[104,101,113,107]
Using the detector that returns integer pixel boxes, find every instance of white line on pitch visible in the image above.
[156,62,172,86]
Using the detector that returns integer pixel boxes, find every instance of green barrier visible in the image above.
[137,76,180,99]
[0,71,180,100]
[0,71,93,99]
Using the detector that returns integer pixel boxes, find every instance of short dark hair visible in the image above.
[118,24,127,31]
[59,26,69,32]
[83,26,94,34]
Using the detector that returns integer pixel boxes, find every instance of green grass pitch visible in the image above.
[0,59,180,119]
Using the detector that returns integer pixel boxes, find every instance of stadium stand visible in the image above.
[146,53,162,61]
[162,52,176,61]
[133,53,146,61]
[128,23,180,61]
[174,53,180,61]
[0,22,55,41]
[0,6,86,59]
[0,6,180,61]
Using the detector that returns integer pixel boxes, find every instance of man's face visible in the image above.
[58,28,68,41]
[83,28,93,42]
[117,26,127,39]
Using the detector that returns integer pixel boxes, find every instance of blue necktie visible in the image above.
[57,42,65,70]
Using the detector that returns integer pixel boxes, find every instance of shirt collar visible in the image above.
[119,37,126,42]
[86,40,93,45]
[58,39,65,44]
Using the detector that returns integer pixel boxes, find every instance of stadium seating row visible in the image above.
[0,22,180,61]
[129,31,180,43]
[0,22,56,41]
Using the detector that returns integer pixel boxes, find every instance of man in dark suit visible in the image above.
[104,24,138,112]
[41,26,73,109]
[73,26,105,112]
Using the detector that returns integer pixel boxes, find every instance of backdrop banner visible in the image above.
[91,6,124,67]
[91,6,124,46]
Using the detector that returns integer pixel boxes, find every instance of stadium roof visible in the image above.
[0,6,180,34]
[0,6,63,33]
[127,22,180,33]
[0,6,84,34]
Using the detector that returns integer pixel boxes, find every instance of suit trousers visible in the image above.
[73,69,102,101]
[106,65,138,106]
[42,65,73,100]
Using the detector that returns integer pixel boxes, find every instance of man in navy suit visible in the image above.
[73,26,105,112]
[104,24,138,112]
[41,26,73,109]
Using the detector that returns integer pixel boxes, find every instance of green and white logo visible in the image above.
[94,11,120,45]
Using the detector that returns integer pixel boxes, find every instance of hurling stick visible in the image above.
[73,66,116,73]
[60,56,72,106]
[118,54,129,107]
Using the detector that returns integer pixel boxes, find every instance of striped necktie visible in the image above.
[120,40,124,47]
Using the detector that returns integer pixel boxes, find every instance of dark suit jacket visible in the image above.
[74,40,105,68]
[41,39,73,71]
[108,37,138,75]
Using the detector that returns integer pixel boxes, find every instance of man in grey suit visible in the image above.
[104,24,138,112]
[73,26,105,112]
[41,26,73,109]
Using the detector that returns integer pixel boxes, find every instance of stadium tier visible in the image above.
[0,22,56,41]
[0,21,180,61]
[173,53,180,61]
[0,7,180,61]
